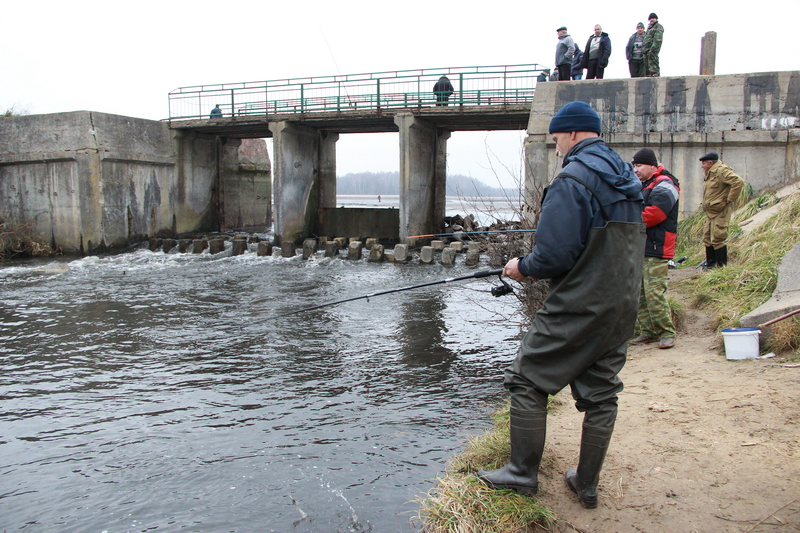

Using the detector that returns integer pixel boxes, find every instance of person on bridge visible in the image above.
[580,25,612,79]
[477,101,644,509]
[643,13,664,77]
[210,104,223,119]
[554,27,576,82]
[699,152,744,269]
[433,76,454,106]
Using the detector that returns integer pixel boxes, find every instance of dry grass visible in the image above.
[0,221,55,259]
[416,404,555,533]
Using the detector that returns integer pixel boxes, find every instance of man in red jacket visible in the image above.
[629,148,678,349]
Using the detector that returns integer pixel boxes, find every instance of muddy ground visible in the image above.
[535,268,800,533]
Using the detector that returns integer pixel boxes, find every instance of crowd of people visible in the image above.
[550,13,664,81]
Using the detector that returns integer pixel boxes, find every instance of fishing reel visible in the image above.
[491,276,514,297]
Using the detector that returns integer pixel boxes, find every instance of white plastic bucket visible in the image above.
[721,327,760,360]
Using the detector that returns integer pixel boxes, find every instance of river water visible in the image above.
[0,241,524,532]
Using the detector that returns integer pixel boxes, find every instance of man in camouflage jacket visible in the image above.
[700,152,744,268]
[643,13,664,77]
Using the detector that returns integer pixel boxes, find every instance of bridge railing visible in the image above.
[167,64,548,121]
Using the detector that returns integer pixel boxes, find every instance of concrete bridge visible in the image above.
[167,64,546,244]
[1,68,798,255]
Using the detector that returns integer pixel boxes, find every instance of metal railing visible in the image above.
[168,64,547,121]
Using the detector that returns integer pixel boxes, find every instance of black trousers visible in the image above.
[557,63,571,81]
[586,59,605,79]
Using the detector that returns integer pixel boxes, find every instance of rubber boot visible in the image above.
[477,404,547,496]
[565,424,613,508]
[715,245,728,267]
[704,246,716,270]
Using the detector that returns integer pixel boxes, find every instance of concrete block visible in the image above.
[420,246,435,264]
[349,237,361,247]
[366,238,378,248]
[468,241,481,253]
[431,240,445,251]
[385,252,396,262]
[162,239,177,253]
[302,238,318,259]
[317,236,329,246]
[348,241,363,260]
[209,238,226,255]
[148,238,162,252]
[449,241,464,253]
[441,247,457,265]
[465,251,480,266]
[281,241,295,257]
[178,239,192,253]
[368,244,385,262]
[249,236,261,243]
[334,237,347,248]
[324,241,340,258]
[394,243,409,262]
[232,236,248,256]
[192,239,208,254]
[257,241,273,256]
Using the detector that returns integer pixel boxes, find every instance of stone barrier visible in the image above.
[431,240,445,251]
[465,252,480,266]
[148,238,162,252]
[393,243,409,262]
[441,247,457,265]
[257,241,273,256]
[365,238,378,248]
[302,238,318,259]
[420,246,434,264]
[192,239,208,254]
[348,241,363,260]
[324,241,340,258]
[368,244,385,262]
[468,241,481,253]
[281,241,295,258]
[334,237,347,248]
[449,241,464,253]
[209,238,226,255]
[232,237,248,256]
[178,239,192,253]
[162,239,177,253]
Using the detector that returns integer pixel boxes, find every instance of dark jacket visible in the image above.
[433,76,454,99]
[580,32,612,69]
[626,32,644,61]
[641,167,679,259]
[571,48,584,77]
[519,137,643,279]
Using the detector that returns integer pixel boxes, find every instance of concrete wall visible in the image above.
[219,138,272,232]
[317,207,399,241]
[0,111,271,253]
[526,71,800,219]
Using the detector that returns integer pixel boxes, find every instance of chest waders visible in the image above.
[479,200,645,505]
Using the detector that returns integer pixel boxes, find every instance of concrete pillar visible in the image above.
[450,241,464,253]
[148,238,162,251]
[319,132,339,209]
[394,113,450,242]
[441,247,457,265]
[420,246,435,264]
[394,243,409,262]
[232,236,248,256]
[257,241,273,256]
[523,133,549,227]
[162,239,177,253]
[269,121,321,245]
[179,239,192,253]
[348,241,363,260]
[700,32,717,75]
[368,244,385,262]
[281,241,295,257]
[302,238,318,259]
[209,238,226,254]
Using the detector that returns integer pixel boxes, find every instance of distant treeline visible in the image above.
[337,171,515,197]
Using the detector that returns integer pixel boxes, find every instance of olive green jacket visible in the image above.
[702,161,744,216]
[643,21,663,56]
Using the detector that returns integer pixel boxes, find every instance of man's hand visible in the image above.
[503,257,528,282]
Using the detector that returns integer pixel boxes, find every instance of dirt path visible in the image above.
[534,268,800,533]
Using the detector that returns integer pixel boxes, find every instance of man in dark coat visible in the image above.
[580,25,612,79]
[433,76,454,106]
[626,22,646,77]
[477,101,645,509]
[629,148,679,349]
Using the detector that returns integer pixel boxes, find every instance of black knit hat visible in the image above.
[649,13,658,19]
[632,148,658,166]
[548,101,602,134]
[699,152,719,161]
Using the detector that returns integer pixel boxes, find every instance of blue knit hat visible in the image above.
[548,101,602,134]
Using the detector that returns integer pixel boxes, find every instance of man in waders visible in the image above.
[478,101,645,509]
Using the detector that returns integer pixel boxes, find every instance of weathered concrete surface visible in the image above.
[526,72,800,221]
[0,111,270,253]
[318,207,399,242]
[219,138,272,232]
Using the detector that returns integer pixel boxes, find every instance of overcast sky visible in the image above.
[3,0,798,188]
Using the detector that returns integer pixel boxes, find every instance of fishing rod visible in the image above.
[407,229,537,239]
[257,269,511,323]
